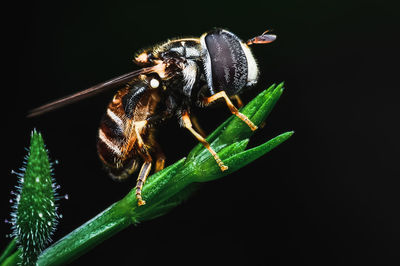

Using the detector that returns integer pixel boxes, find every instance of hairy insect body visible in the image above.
[97,76,160,181]
[29,28,276,206]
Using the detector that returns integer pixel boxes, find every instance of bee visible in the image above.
[28,28,276,206]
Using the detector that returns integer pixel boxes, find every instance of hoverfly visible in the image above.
[29,28,276,206]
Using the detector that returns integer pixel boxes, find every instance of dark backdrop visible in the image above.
[1,0,399,265]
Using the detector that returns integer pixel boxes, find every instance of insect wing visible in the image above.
[27,66,156,117]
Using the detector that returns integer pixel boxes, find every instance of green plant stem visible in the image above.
[0,250,21,266]
[34,83,292,265]
[37,201,131,265]
[0,239,17,265]
[37,159,186,266]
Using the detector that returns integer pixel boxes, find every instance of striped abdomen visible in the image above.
[97,77,160,180]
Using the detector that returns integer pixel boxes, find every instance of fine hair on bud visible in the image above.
[9,129,60,265]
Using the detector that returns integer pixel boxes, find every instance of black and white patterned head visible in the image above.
[200,29,259,96]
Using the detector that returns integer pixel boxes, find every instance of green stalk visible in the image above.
[36,158,186,265]
[0,239,17,265]
[36,202,130,265]
[33,82,292,265]
[0,250,21,266]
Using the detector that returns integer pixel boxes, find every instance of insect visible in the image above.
[28,28,276,206]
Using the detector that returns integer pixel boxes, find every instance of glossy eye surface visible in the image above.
[204,30,248,95]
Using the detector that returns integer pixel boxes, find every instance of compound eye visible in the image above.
[204,30,248,95]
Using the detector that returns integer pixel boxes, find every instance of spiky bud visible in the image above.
[10,130,59,265]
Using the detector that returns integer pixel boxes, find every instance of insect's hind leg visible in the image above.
[135,155,152,206]
[135,132,165,206]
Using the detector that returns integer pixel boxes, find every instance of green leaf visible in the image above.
[225,131,294,173]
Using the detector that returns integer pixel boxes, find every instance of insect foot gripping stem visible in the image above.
[204,91,258,131]
[136,160,152,206]
[181,111,228,172]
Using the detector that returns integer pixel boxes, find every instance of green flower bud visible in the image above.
[10,130,59,265]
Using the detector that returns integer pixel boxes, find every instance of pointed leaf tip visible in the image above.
[224,131,294,173]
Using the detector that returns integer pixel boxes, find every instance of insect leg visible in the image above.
[230,95,243,108]
[120,120,147,160]
[181,111,228,171]
[191,115,207,138]
[134,121,147,148]
[136,158,152,206]
[123,119,152,206]
[203,91,258,131]
[136,136,164,206]
[153,143,166,173]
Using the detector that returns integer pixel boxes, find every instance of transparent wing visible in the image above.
[28,66,158,117]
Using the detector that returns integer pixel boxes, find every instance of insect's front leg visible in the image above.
[203,91,258,131]
[181,110,228,172]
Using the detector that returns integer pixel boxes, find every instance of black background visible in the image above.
[1,0,399,265]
